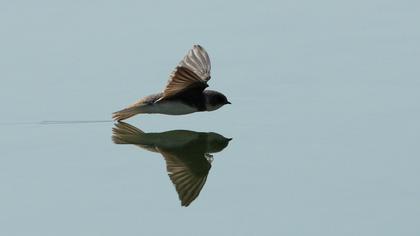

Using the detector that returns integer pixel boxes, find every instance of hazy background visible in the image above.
[1,0,419,235]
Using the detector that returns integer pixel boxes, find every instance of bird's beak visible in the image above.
[226,101,232,104]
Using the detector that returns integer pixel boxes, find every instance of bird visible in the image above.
[112,45,231,121]
[112,122,232,206]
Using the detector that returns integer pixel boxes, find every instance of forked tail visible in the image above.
[112,122,158,152]
[112,122,144,144]
[112,106,143,121]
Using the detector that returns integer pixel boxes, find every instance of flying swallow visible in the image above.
[113,45,230,121]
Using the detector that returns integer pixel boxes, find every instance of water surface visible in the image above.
[1,1,419,235]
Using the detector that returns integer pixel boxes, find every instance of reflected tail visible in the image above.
[112,122,145,144]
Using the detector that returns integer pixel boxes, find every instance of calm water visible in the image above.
[1,1,420,235]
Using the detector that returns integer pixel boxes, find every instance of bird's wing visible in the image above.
[158,45,211,101]
[158,148,211,206]
[178,45,211,80]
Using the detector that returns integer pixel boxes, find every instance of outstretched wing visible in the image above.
[178,44,211,80]
[158,45,211,101]
[159,148,211,206]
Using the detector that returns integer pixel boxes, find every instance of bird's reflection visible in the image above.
[112,122,232,206]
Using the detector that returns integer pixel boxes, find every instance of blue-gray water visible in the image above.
[1,1,419,235]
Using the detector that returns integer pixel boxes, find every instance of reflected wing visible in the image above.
[159,45,211,100]
[159,148,211,206]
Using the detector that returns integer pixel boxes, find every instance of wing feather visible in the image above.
[158,45,211,101]
[160,149,211,207]
[179,45,211,80]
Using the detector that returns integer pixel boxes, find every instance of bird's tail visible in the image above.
[112,122,144,144]
[112,104,145,121]
[112,122,159,153]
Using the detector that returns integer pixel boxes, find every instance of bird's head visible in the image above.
[204,90,231,111]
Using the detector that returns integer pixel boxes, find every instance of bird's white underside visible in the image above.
[141,101,198,115]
